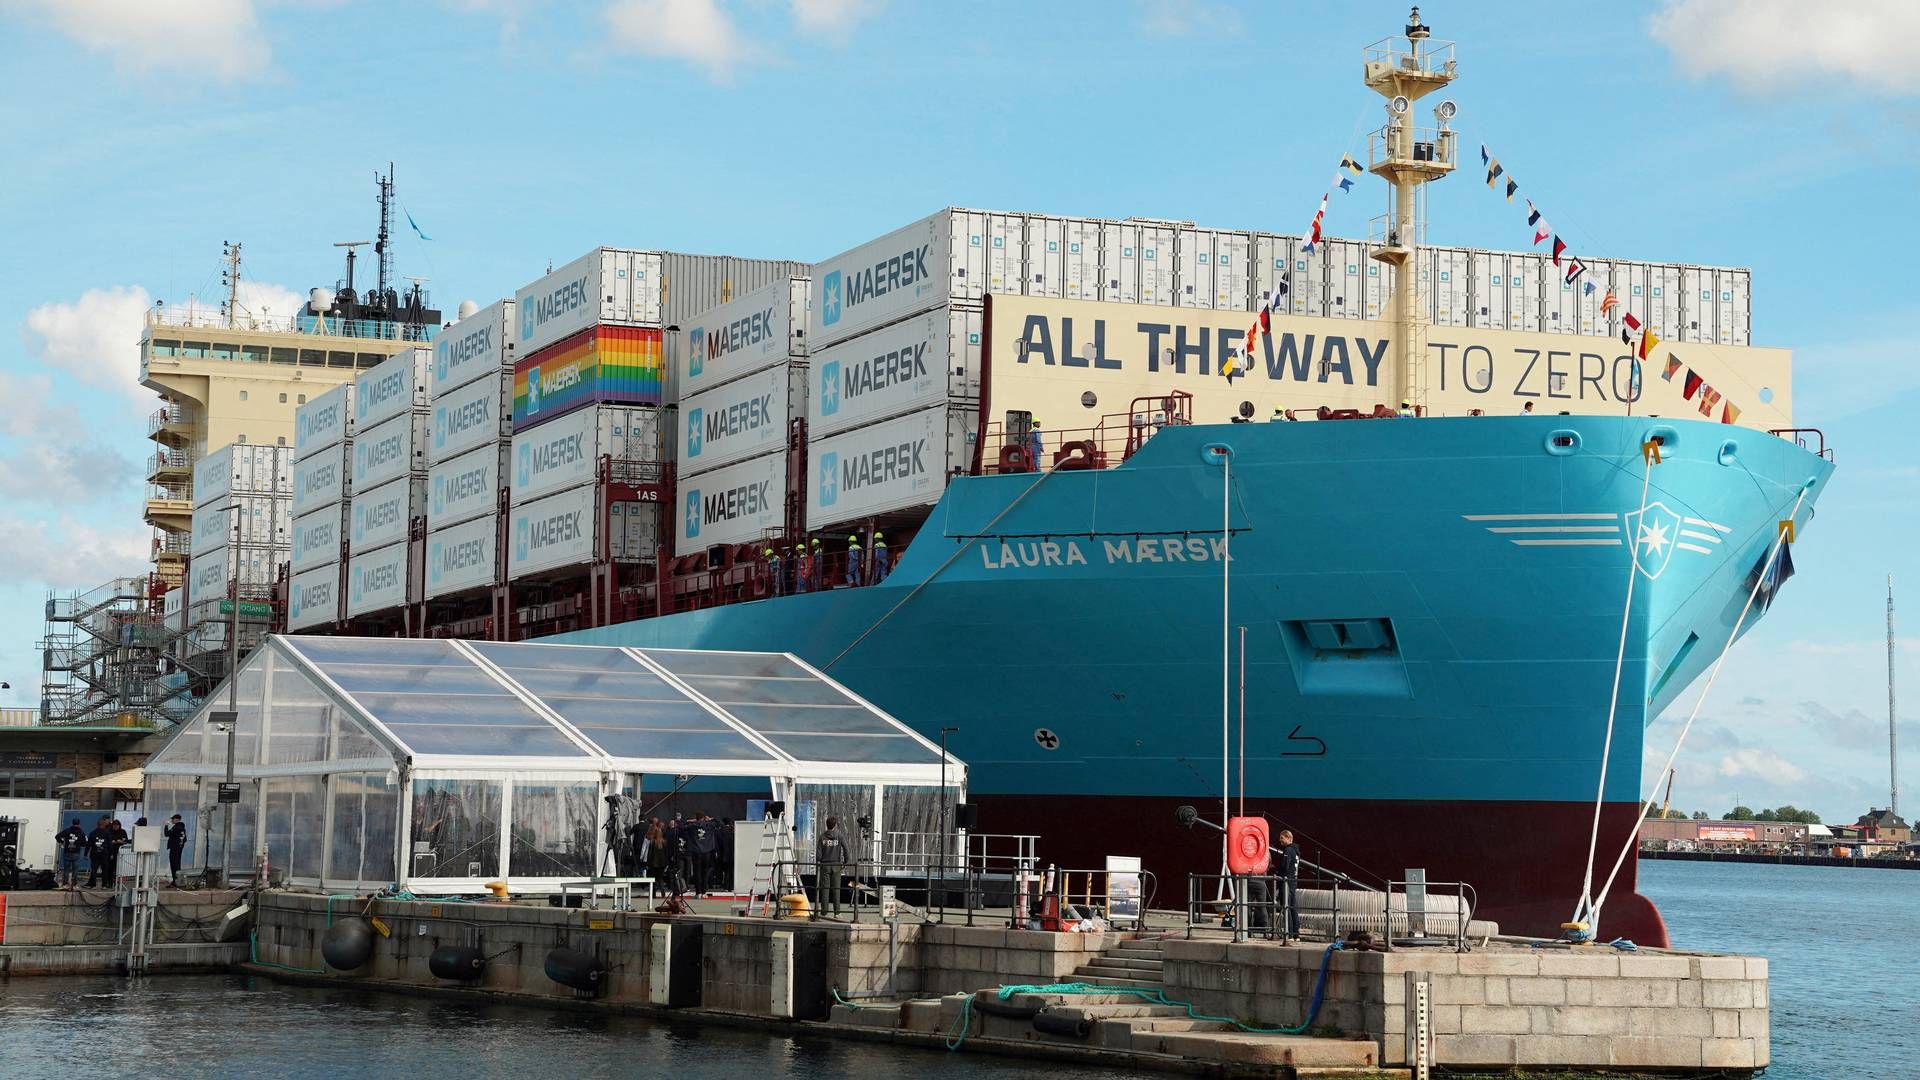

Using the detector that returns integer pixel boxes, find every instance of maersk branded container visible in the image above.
[346,541,411,618]
[510,403,664,504]
[512,249,804,360]
[676,450,786,551]
[186,543,286,608]
[429,370,511,464]
[351,411,428,492]
[805,404,969,531]
[606,500,662,562]
[292,442,350,515]
[294,384,353,461]
[678,277,809,399]
[349,475,424,556]
[431,299,515,396]
[190,494,289,557]
[512,325,663,430]
[807,306,980,440]
[192,444,290,507]
[353,348,430,431]
[286,564,341,632]
[424,514,497,599]
[676,361,805,477]
[509,484,595,578]
[290,505,345,574]
[429,442,508,529]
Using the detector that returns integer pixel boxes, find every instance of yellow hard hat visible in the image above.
[847,535,859,544]
[872,532,884,542]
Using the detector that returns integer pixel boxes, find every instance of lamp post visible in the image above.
[220,503,241,884]
[938,726,958,917]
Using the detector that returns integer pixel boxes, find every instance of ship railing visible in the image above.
[1363,35,1457,78]
[978,395,1194,476]
[1185,870,1350,944]
[144,305,439,342]
[1769,427,1833,461]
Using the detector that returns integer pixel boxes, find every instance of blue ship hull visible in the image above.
[555,415,1832,943]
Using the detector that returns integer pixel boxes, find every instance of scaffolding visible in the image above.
[39,575,202,729]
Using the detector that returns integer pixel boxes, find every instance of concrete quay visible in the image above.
[1,887,249,976]
[7,888,1767,1076]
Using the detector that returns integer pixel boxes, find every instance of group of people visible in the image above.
[625,812,733,898]
[52,814,190,889]
[761,532,892,596]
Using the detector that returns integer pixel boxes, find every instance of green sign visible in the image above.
[217,600,274,618]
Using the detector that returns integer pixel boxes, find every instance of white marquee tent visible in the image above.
[143,635,964,892]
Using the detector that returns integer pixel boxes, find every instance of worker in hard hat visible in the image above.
[763,545,783,596]
[796,539,813,594]
[1027,421,1045,472]
[846,534,864,587]
[871,532,890,583]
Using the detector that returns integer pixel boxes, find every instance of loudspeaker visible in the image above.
[953,803,979,830]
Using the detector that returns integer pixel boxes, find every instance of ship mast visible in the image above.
[1363,8,1458,412]
[1891,574,1900,819]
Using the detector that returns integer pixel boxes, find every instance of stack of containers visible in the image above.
[505,248,804,582]
[672,277,808,555]
[186,443,292,626]
[423,300,514,601]
[346,349,430,619]
[288,383,353,631]
[804,212,982,533]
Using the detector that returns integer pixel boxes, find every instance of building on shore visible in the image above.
[1853,808,1911,845]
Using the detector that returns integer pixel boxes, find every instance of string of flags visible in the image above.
[1222,153,1367,381]
[1481,143,1745,425]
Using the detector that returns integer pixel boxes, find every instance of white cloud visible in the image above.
[1649,0,1920,96]
[232,280,307,324]
[0,0,273,82]
[18,285,153,402]
[789,0,881,40]
[1135,0,1241,37]
[0,514,149,586]
[0,440,139,504]
[1716,747,1809,786]
[604,0,757,82]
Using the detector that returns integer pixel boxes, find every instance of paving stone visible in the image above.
[1546,1006,1629,1036]
[1538,952,1619,978]
[1610,1035,1705,1068]
[1696,955,1747,980]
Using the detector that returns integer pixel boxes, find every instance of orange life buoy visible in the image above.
[1226,816,1270,875]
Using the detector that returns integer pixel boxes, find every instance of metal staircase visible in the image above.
[38,575,200,729]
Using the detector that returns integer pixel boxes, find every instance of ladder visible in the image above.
[751,809,797,917]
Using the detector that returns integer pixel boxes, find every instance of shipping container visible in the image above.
[291,505,345,574]
[1252,234,1307,317]
[659,252,810,331]
[186,543,286,608]
[1651,264,1684,342]
[430,299,515,397]
[1062,218,1104,301]
[677,361,806,477]
[805,404,969,531]
[509,484,595,578]
[510,403,664,503]
[353,348,430,431]
[512,324,663,430]
[1428,246,1472,328]
[294,383,353,461]
[1291,241,1331,321]
[808,306,981,440]
[349,475,425,556]
[192,443,290,507]
[292,442,350,515]
[286,564,341,631]
[1728,270,1750,346]
[429,369,511,464]
[350,411,428,492]
[606,500,663,562]
[678,277,809,399]
[676,450,787,552]
[429,442,509,530]
[345,541,410,618]
[1515,252,1545,333]
[162,586,182,620]
[190,493,288,557]
[423,514,498,599]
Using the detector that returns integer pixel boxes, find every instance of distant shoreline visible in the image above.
[1642,849,1920,871]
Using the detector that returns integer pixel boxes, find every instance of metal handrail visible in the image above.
[144,306,439,342]
[1186,871,1343,943]
[1382,878,1478,953]
[1770,427,1833,461]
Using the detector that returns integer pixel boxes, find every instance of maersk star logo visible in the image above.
[685,408,704,457]
[527,367,543,412]
[818,451,839,507]
[688,327,705,378]
[820,270,843,326]
[516,444,531,486]
[433,408,447,449]
[435,340,450,380]
[515,519,530,562]
[1626,502,1683,580]
[431,476,445,515]
[684,490,702,539]
[819,361,840,415]
[519,301,536,342]
[429,544,442,585]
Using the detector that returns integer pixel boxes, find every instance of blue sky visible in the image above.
[1,1,1915,822]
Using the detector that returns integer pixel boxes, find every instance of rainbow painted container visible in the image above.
[512,324,663,432]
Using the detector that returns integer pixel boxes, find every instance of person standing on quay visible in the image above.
[164,814,189,887]
[55,819,87,889]
[1274,828,1301,940]
[85,816,114,888]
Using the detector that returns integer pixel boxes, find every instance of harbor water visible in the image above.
[0,860,1909,1079]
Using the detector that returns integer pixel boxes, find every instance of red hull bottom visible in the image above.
[971,794,1670,949]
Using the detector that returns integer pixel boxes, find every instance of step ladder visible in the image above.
[751,809,797,917]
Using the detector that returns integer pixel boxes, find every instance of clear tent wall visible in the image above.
[142,635,963,893]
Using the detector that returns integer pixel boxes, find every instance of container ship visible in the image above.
[268,12,1830,945]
